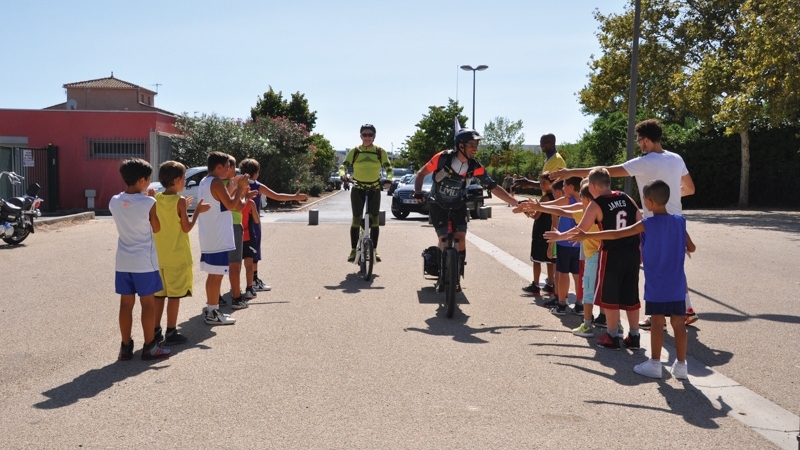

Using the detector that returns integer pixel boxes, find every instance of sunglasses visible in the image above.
[361,133,375,138]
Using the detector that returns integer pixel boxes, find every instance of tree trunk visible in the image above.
[738,130,750,208]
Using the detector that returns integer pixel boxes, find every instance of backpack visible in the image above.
[421,246,441,277]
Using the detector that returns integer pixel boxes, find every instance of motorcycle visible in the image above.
[0,171,43,245]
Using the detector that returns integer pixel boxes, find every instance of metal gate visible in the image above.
[0,145,59,212]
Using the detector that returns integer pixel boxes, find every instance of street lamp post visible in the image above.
[460,65,488,129]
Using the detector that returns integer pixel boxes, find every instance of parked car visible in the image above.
[327,172,342,191]
[148,166,248,211]
[387,172,414,195]
[391,174,486,219]
[383,167,414,194]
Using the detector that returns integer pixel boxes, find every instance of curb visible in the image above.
[37,211,96,225]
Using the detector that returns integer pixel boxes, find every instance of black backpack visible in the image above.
[421,246,441,277]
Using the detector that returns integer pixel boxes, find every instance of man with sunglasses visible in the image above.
[413,128,520,291]
[339,124,393,262]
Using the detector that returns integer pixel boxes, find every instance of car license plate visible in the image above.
[402,199,418,204]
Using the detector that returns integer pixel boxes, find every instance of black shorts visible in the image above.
[595,247,640,311]
[555,245,580,274]
[429,203,468,237]
[530,238,554,264]
[242,239,257,259]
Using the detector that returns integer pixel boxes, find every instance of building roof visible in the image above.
[63,73,156,95]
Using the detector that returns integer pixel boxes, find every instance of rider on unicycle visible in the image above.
[413,128,520,290]
[339,124,393,263]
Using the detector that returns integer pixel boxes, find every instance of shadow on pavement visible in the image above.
[34,314,218,410]
[324,272,385,294]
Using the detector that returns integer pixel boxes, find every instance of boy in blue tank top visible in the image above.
[572,179,696,379]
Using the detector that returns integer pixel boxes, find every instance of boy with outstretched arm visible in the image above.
[570,179,696,378]
[152,161,210,345]
[197,151,252,325]
[109,158,170,360]
[238,158,308,293]
[521,172,557,297]
[564,168,643,350]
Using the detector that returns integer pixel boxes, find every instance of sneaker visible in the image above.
[639,316,667,331]
[550,302,568,316]
[596,332,620,350]
[593,313,607,328]
[218,295,228,307]
[572,302,584,315]
[670,360,689,379]
[141,340,171,361]
[347,248,356,262]
[542,298,560,308]
[623,333,641,349]
[572,323,594,337]
[521,283,541,295]
[685,309,699,326]
[231,296,249,310]
[244,287,257,300]
[375,251,381,262]
[118,339,134,361]
[205,308,236,325]
[153,326,164,344]
[634,359,663,378]
[542,283,555,295]
[253,277,271,292]
[163,330,188,346]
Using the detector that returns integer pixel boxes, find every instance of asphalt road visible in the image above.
[1,190,798,449]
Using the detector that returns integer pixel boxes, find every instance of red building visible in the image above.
[0,74,178,210]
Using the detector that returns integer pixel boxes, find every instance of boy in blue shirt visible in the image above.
[572,179,696,378]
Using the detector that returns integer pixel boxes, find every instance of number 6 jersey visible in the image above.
[593,191,641,251]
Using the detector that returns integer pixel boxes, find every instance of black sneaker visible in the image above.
[521,283,541,295]
[623,333,641,349]
[153,326,164,344]
[597,332,620,350]
[142,340,171,360]
[542,283,555,295]
[572,302,584,315]
[218,295,228,307]
[593,313,608,328]
[231,296,248,310]
[542,298,560,308]
[118,339,134,361]
[550,302,568,316]
[164,329,188,346]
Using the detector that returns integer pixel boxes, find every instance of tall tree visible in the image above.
[477,116,525,166]
[402,99,468,166]
[251,86,318,132]
[580,0,800,206]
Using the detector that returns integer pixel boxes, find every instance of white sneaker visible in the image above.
[670,360,688,379]
[243,288,256,300]
[205,308,236,325]
[634,359,663,379]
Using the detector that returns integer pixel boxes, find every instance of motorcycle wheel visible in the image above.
[3,226,30,245]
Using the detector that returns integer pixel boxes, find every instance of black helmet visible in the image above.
[454,128,483,147]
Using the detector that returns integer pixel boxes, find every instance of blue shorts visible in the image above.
[200,251,230,275]
[645,300,686,316]
[555,245,580,274]
[582,253,599,304]
[115,271,163,296]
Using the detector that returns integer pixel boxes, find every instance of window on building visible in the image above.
[86,137,147,159]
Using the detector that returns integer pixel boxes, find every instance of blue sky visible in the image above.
[1,0,625,152]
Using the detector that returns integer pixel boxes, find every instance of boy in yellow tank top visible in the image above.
[153,161,210,345]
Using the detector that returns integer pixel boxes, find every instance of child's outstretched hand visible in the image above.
[194,199,211,214]
[543,230,562,243]
[295,190,308,202]
[184,196,194,205]
[512,199,538,214]
[566,228,588,243]
[146,188,156,197]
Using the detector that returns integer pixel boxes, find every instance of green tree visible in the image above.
[403,99,469,166]
[171,113,270,168]
[581,0,800,206]
[477,116,525,166]
[309,133,336,179]
[251,86,318,132]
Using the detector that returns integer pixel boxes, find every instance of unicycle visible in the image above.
[353,184,375,281]
[439,212,462,318]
